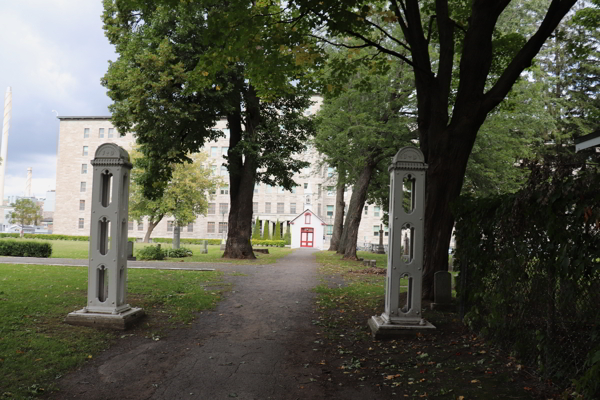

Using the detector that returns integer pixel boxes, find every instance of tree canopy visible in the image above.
[9,199,42,228]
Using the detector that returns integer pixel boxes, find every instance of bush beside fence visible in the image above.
[453,153,600,398]
[0,240,52,257]
[251,239,285,247]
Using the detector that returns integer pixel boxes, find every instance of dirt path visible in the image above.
[48,249,379,400]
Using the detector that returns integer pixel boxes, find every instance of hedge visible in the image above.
[251,239,285,247]
[0,240,52,257]
[151,238,222,245]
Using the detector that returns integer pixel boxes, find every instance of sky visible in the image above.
[0,0,116,199]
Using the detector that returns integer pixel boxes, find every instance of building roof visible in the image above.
[57,116,112,120]
[575,130,600,152]
[289,208,327,225]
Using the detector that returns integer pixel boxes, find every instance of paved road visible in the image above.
[40,249,378,400]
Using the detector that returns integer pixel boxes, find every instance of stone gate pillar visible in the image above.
[368,147,435,338]
[66,143,144,330]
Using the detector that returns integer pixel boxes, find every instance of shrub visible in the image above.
[0,240,52,257]
[251,239,285,247]
[151,238,221,245]
[165,247,193,258]
[136,244,165,260]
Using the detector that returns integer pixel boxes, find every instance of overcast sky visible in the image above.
[0,0,115,199]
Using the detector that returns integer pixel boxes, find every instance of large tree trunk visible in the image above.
[223,83,259,259]
[328,183,345,251]
[338,159,376,260]
[172,224,180,249]
[143,217,162,243]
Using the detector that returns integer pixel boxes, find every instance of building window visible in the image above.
[254,184,259,194]
[304,182,308,189]
[78,218,84,229]
[220,165,228,176]
[207,222,215,233]
[210,165,217,175]
[278,186,285,194]
[384,226,389,237]
[364,205,368,216]
[220,185,229,195]
[266,185,272,193]
[167,221,174,232]
[219,222,228,233]
[253,202,258,213]
[81,164,87,174]
[265,202,271,213]
[222,128,230,139]
[277,202,284,213]
[82,146,88,156]
[327,167,334,178]
[326,205,334,217]
[305,213,311,224]
[128,221,133,230]
[290,186,296,194]
[83,128,89,138]
[222,147,228,156]
[326,225,333,235]
[187,223,193,232]
[108,128,114,138]
[290,203,296,214]
[79,200,85,211]
[374,206,380,217]
[373,225,380,236]
[327,186,334,196]
[219,203,228,214]
[138,222,144,231]
[99,128,104,138]
[80,182,86,192]
[208,203,216,214]
[211,146,218,157]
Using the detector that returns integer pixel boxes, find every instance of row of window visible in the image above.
[210,147,229,158]
[83,128,115,139]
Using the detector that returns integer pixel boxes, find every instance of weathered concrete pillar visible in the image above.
[369,147,435,338]
[201,240,208,254]
[431,271,454,311]
[173,225,180,249]
[66,143,144,330]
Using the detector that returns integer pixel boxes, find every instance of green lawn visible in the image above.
[0,238,293,264]
[0,263,226,398]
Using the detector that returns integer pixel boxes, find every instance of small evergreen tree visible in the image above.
[274,219,281,240]
[262,221,271,240]
[283,224,291,245]
[252,217,261,240]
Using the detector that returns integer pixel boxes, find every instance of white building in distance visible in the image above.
[54,100,389,247]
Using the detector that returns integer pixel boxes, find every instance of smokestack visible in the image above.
[0,87,11,206]
[25,167,32,197]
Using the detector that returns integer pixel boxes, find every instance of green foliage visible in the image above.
[9,198,43,227]
[262,221,271,240]
[273,220,281,241]
[251,239,285,248]
[0,240,52,257]
[283,224,291,245]
[252,217,261,240]
[136,244,165,261]
[454,151,600,396]
[151,238,222,245]
[164,247,193,258]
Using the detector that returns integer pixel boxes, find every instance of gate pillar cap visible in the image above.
[389,147,428,172]
[91,143,132,168]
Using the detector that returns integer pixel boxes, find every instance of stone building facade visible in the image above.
[54,100,389,248]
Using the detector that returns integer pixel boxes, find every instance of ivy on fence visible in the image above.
[453,152,600,398]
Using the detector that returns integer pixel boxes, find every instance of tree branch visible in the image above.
[482,0,577,116]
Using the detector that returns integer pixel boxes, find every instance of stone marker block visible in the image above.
[127,241,136,261]
[201,240,208,254]
[430,271,454,311]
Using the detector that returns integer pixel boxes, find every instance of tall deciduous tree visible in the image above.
[294,0,580,298]
[9,199,43,236]
[129,150,220,243]
[102,0,316,259]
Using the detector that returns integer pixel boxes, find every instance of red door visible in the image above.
[300,228,314,247]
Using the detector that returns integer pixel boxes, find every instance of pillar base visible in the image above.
[368,315,435,339]
[65,307,145,330]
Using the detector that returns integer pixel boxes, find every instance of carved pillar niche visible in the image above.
[368,147,435,338]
